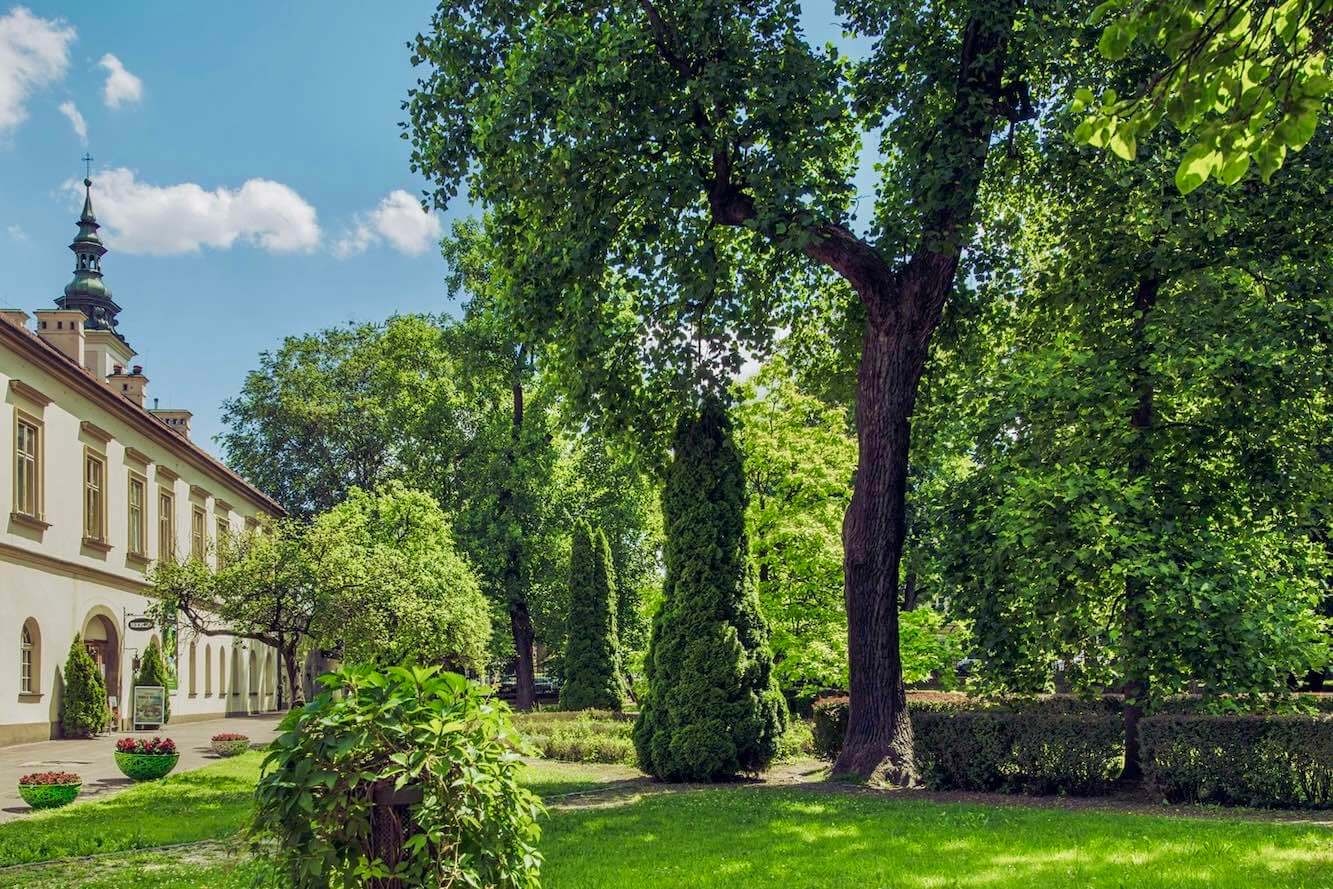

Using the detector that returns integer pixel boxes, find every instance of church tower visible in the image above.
[55,172,126,342]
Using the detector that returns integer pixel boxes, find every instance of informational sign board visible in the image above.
[133,685,166,730]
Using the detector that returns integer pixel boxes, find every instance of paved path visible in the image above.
[0,713,284,821]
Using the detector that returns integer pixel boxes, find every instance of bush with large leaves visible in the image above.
[253,665,542,889]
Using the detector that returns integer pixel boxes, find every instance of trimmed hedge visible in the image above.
[1140,714,1333,808]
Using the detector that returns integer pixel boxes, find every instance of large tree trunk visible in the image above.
[502,357,538,710]
[509,601,537,711]
[281,645,301,711]
[832,317,930,783]
[1121,274,1159,781]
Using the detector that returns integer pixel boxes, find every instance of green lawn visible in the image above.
[2,755,1330,888]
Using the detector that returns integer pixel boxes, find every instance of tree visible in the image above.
[1079,0,1331,190]
[151,517,365,711]
[61,634,108,738]
[314,483,492,672]
[561,521,627,711]
[633,399,786,781]
[134,635,172,723]
[406,0,1075,780]
[914,113,1333,772]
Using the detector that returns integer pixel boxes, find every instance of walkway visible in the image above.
[0,713,283,821]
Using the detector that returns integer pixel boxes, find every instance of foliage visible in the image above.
[18,771,82,786]
[898,609,971,690]
[134,637,172,723]
[560,522,627,711]
[735,358,855,701]
[1079,0,1331,191]
[60,634,107,739]
[314,483,492,671]
[253,665,542,889]
[515,710,637,766]
[1141,713,1333,807]
[116,737,176,755]
[634,400,787,781]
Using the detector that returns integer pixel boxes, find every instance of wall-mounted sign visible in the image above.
[127,617,155,632]
[133,685,166,729]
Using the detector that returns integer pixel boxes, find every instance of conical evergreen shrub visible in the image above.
[61,634,109,738]
[560,520,626,711]
[633,398,787,781]
[136,636,172,723]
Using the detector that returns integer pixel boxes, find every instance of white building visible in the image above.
[0,176,284,746]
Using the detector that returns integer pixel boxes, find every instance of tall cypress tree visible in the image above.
[634,398,787,781]
[61,634,108,738]
[560,520,626,711]
[136,636,172,723]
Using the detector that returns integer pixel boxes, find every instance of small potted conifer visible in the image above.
[17,771,82,809]
[114,736,180,781]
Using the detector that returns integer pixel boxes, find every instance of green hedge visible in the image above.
[1140,714,1333,808]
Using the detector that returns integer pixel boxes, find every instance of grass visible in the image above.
[3,755,1331,888]
[514,709,638,765]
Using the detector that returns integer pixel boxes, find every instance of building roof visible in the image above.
[0,315,286,517]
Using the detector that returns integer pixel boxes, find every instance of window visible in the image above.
[128,476,147,555]
[14,415,41,518]
[158,489,175,559]
[84,451,106,542]
[215,516,229,564]
[191,506,206,560]
[218,647,226,697]
[20,623,34,694]
[188,640,197,695]
[205,644,212,696]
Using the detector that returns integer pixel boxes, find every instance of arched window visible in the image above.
[188,640,197,695]
[204,644,212,696]
[20,619,40,695]
[218,647,227,697]
[248,649,259,695]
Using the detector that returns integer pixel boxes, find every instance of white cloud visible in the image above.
[97,53,141,108]
[66,167,321,255]
[6,223,27,240]
[334,190,441,258]
[0,7,74,134]
[57,99,84,142]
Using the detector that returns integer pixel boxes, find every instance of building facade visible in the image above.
[0,177,285,746]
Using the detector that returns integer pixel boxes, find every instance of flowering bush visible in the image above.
[19,771,81,785]
[116,736,177,755]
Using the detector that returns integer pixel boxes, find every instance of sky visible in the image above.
[0,2,866,454]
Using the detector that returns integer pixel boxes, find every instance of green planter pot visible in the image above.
[211,738,250,757]
[18,782,81,810]
[114,751,180,781]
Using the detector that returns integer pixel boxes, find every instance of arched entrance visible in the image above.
[82,610,120,722]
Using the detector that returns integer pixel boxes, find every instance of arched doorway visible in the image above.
[82,611,120,723]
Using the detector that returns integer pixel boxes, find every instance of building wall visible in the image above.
[0,334,279,744]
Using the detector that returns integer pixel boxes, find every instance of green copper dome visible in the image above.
[56,175,125,340]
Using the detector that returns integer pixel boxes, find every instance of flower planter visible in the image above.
[211,735,250,757]
[114,751,180,781]
[18,781,81,810]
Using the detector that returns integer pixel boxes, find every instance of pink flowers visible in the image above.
[211,732,248,742]
[19,771,80,785]
[116,736,176,755]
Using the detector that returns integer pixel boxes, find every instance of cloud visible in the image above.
[97,53,141,108]
[6,223,27,240]
[334,190,441,257]
[0,7,75,134]
[57,99,84,142]
[66,167,321,255]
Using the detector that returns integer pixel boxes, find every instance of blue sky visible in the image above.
[1,2,864,452]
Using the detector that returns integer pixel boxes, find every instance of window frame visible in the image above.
[127,472,148,556]
[83,447,108,544]
[158,487,176,560]
[20,623,33,694]
[191,504,206,561]
[13,408,44,520]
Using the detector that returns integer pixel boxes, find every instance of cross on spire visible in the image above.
[81,152,94,180]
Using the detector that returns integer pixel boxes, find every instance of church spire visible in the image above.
[57,156,124,340]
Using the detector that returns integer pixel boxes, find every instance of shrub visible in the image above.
[135,636,172,723]
[812,697,848,760]
[775,719,816,762]
[634,400,787,781]
[254,664,542,889]
[560,521,627,711]
[1140,714,1333,808]
[516,709,636,765]
[61,634,109,738]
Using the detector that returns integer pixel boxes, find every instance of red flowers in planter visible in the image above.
[211,732,247,742]
[116,736,177,755]
[19,771,81,785]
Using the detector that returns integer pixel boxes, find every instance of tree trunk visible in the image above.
[832,319,930,784]
[281,645,302,711]
[1121,273,1159,781]
[509,601,537,711]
